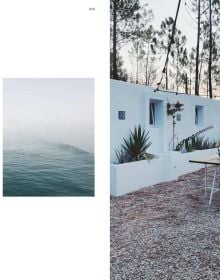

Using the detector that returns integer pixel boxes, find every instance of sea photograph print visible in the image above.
[3,78,94,196]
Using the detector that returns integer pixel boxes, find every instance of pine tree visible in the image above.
[110,0,153,80]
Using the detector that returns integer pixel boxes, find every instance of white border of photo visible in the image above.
[0,0,110,279]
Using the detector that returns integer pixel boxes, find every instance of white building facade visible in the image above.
[110,80,220,196]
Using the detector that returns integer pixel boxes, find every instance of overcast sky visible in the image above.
[3,78,94,153]
[147,0,197,49]
[123,0,198,74]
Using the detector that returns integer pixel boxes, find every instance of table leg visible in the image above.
[209,168,217,206]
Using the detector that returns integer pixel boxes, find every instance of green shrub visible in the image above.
[176,135,218,152]
[115,125,155,163]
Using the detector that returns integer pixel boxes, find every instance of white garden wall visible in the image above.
[110,80,220,196]
[110,80,220,164]
[110,148,217,196]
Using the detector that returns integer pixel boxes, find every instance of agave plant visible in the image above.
[115,149,129,164]
[202,137,211,149]
[121,125,154,162]
[192,135,205,150]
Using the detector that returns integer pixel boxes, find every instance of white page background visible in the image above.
[0,1,109,279]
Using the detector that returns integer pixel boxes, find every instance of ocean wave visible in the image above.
[3,140,94,196]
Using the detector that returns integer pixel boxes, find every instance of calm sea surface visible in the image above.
[3,140,94,196]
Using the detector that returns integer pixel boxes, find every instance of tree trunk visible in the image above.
[207,75,209,98]
[185,73,188,94]
[145,62,148,85]
[136,56,139,84]
[176,49,179,92]
[190,67,192,94]
[112,0,118,80]
[195,0,201,96]
[136,42,139,84]
[165,67,168,89]
[145,44,149,85]
[208,0,213,98]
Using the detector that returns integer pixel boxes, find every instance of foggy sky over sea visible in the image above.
[3,78,94,153]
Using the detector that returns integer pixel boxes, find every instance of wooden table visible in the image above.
[189,156,220,205]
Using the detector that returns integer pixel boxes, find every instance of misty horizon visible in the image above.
[3,78,94,153]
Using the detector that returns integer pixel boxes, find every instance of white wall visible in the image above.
[111,80,220,163]
[110,148,217,196]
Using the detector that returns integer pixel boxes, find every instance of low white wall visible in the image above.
[110,157,164,196]
[169,149,217,178]
[110,148,217,196]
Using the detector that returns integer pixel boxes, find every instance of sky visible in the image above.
[123,0,198,75]
[3,78,94,153]
[146,0,197,49]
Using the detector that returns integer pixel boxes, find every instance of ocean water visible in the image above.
[3,140,94,196]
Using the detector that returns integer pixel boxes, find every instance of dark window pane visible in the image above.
[149,102,155,125]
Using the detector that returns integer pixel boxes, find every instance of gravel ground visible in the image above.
[111,167,220,280]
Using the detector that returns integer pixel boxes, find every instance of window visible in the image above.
[149,102,155,125]
[149,99,163,127]
[195,106,204,126]
[195,107,199,125]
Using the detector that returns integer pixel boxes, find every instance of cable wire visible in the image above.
[155,0,182,90]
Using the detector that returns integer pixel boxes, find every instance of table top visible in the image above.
[189,156,220,165]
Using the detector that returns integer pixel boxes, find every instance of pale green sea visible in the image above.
[3,140,94,196]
